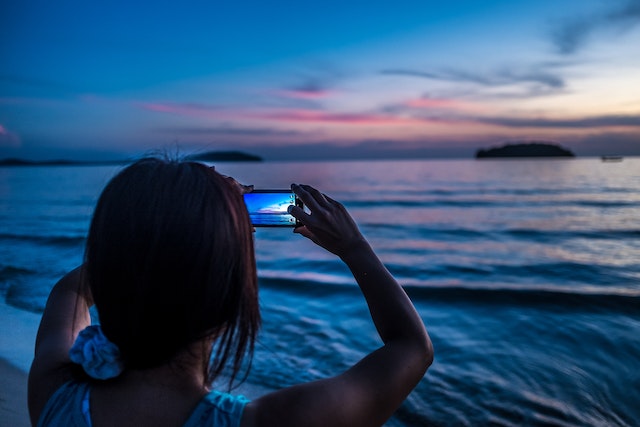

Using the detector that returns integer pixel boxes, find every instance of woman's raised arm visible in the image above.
[242,184,433,427]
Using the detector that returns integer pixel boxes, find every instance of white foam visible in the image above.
[0,301,41,373]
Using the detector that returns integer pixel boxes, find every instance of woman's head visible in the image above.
[84,157,259,383]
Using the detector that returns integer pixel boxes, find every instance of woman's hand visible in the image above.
[288,184,367,258]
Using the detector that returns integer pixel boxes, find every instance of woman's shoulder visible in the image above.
[183,390,249,427]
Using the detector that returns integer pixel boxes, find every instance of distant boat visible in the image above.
[601,156,623,162]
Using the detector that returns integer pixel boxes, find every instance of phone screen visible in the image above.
[243,190,300,227]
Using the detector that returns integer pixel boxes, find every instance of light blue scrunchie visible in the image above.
[69,325,124,380]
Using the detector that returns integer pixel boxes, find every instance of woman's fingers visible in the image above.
[290,184,365,257]
[299,184,332,209]
[288,204,312,225]
[291,184,324,215]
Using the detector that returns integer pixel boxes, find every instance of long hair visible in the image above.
[84,157,259,384]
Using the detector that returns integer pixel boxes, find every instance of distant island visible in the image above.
[0,151,263,167]
[185,150,262,162]
[476,142,575,158]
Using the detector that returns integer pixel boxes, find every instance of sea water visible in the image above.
[1,158,639,426]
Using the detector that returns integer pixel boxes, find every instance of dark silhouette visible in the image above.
[476,142,575,158]
[186,151,262,162]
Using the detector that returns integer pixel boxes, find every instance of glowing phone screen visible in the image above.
[243,191,298,227]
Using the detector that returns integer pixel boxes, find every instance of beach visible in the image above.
[0,299,40,427]
[0,358,30,427]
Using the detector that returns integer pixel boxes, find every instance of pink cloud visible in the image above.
[253,109,424,125]
[136,100,426,126]
[136,97,478,130]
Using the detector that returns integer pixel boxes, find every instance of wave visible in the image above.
[422,261,635,287]
[5,269,639,317]
[346,186,637,198]
[257,276,640,313]
[570,200,639,208]
[346,198,640,209]
[0,265,35,279]
[403,283,640,312]
[361,224,640,242]
[503,228,640,241]
[0,266,36,295]
[348,199,499,208]
[0,232,86,247]
[362,224,490,239]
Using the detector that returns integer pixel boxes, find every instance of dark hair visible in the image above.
[84,157,259,384]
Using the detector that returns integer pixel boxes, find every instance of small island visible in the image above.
[186,150,262,162]
[476,142,575,159]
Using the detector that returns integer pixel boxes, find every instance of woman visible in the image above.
[28,157,433,427]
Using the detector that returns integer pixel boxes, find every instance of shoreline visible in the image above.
[0,300,40,427]
[0,301,41,373]
[0,358,31,427]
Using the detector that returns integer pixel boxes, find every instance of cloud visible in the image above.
[274,78,336,99]
[402,96,464,110]
[0,124,21,147]
[380,94,484,118]
[475,114,640,129]
[268,63,346,101]
[382,67,565,88]
[154,125,307,137]
[273,88,334,100]
[381,65,567,98]
[551,0,640,54]
[251,109,425,125]
[138,100,425,126]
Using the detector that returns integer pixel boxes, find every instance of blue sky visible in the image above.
[1,0,639,160]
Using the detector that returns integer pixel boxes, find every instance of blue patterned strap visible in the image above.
[38,381,249,427]
[37,381,90,427]
[183,390,250,427]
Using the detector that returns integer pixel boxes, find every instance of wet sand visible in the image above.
[0,358,31,427]
[0,299,39,427]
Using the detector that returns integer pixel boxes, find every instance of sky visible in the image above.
[1,0,640,160]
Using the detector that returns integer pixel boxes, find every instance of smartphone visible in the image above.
[243,190,303,227]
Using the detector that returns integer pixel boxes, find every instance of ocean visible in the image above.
[1,158,639,426]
